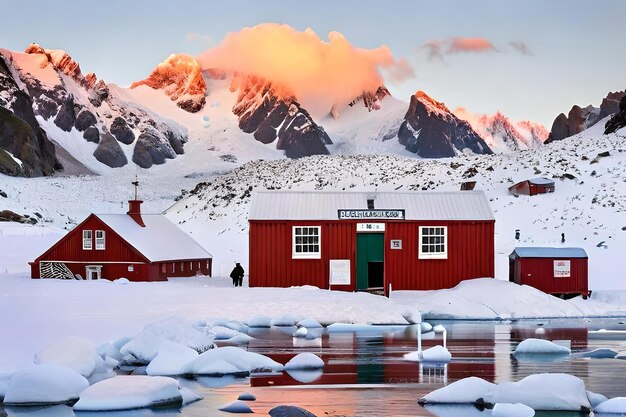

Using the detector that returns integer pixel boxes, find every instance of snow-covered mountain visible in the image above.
[454,108,548,153]
[0,44,188,175]
[397,91,493,157]
[546,90,626,143]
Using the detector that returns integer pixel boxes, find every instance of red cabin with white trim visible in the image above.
[30,200,212,281]
[248,190,495,294]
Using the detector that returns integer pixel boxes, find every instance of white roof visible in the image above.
[96,214,212,262]
[249,190,494,221]
[510,247,588,259]
[528,177,555,185]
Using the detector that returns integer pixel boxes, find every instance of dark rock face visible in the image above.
[83,126,100,143]
[0,210,37,224]
[231,75,331,159]
[269,405,318,417]
[599,90,626,120]
[165,131,185,155]
[132,128,176,168]
[53,98,76,132]
[398,92,492,158]
[93,132,127,168]
[605,96,626,134]
[110,117,135,144]
[75,110,97,131]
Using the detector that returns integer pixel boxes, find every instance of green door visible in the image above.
[356,233,384,290]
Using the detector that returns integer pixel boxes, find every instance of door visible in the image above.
[356,233,384,290]
[85,266,102,280]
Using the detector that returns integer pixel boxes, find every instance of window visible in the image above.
[162,264,166,274]
[82,230,92,250]
[419,226,448,259]
[189,261,193,271]
[95,230,105,250]
[179,263,183,272]
[171,263,175,273]
[292,226,321,259]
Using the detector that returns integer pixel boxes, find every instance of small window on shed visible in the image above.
[418,226,448,259]
[292,226,321,259]
[161,264,166,274]
[82,230,92,250]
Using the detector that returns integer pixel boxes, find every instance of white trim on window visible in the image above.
[82,230,92,250]
[418,226,448,259]
[292,226,321,259]
[95,230,106,250]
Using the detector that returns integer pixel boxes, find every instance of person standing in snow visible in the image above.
[230,263,244,287]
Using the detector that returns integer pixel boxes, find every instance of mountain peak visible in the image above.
[24,43,90,86]
[131,53,207,113]
[413,90,451,116]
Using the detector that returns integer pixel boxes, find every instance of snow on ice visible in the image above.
[284,353,324,370]
[514,338,571,354]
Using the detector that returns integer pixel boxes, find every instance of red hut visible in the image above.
[508,177,555,196]
[248,190,495,294]
[30,200,212,281]
[508,247,588,298]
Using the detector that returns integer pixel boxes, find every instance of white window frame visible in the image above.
[418,226,448,260]
[292,226,321,259]
[82,230,92,250]
[95,230,106,250]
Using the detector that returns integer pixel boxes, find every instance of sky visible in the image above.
[3,0,626,127]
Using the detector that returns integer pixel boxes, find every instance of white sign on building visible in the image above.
[329,259,351,285]
[356,223,386,232]
[553,260,571,278]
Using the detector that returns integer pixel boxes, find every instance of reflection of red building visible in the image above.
[511,326,588,350]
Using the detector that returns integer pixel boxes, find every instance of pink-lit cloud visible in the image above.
[509,41,533,55]
[196,23,414,115]
[423,37,499,61]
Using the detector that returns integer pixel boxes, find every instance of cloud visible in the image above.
[509,41,533,55]
[423,37,498,61]
[196,23,414,114]
[186,32,215,45]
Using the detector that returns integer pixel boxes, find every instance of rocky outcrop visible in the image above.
[110,117,135,145]
[347,86,391,112]
[599,90,626,120]
[132,127,177,168]
[231,74,331,159]
[83,126,99,143]
[75,109,97,131]
[93,132,127,168]
[0,210,37,225]
[53,97,76,132]
[604,96,626,134]
[130,54,207,113]
[398,91,492,158]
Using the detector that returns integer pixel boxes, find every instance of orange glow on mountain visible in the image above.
[197,23,413,116]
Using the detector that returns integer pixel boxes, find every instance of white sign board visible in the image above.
[391,239,402,250]
[553,260,571,278]
[329,259,351,285]
[356,223,386,232]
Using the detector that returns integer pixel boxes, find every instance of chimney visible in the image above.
[127,200,145,227]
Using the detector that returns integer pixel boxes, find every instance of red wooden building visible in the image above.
[508,177,555,196]
[30,200,212,281]
[508,247,588,298]
[248,190,495,294]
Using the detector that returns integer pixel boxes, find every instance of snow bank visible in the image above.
[145,340,199,376]
[73,375,182,411]
[271,314,296,327]
[218,400,253,413]
[484,373,591,411]
[293,327,308,338]
[588,391,609,408]
[247,316,272,328]
[404,345,451,363]
[492,403,535,417]
[185,346,283,375]
[284,353,324,370]
[35,336,102,378]
[514,338,571,354]
[4,364,89,405]
[595,397,626,414]
[419,377,496,404]
[298,318,323,328]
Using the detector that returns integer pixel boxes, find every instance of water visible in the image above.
[3,319,626,417]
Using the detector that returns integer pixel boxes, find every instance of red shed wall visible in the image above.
[250,220,494,291]
[515,257,588,295]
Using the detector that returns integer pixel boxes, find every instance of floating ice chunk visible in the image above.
[238,392,256,401]
[587,390,609,408]
[4,364,89,406]
[98,342,123,362]
[271,314,297,327]
[146,340,199,376]
[595,397,626,414]
[492,403,535,417]
[219,400,253,413]
[293,327,308,338]
[285,353,324,370]
[419,377,496,404]
[73,375,182,411]
[484,373,591,411]
[421,322,433,333]
[514,338,571,354]
[404,345,451,363]
[247,316,272,328]
[578,348,619,359]
[297,318,323,328]
[35,336,102,377]
[180,387,202,405]
[210,325,241,340]
[185,346,283,375]
[226,334,255,345]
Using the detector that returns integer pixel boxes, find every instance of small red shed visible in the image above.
[248,190,495,294]
[508,177,555,196]
[509,247,588,298]
[30,200,212,281]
